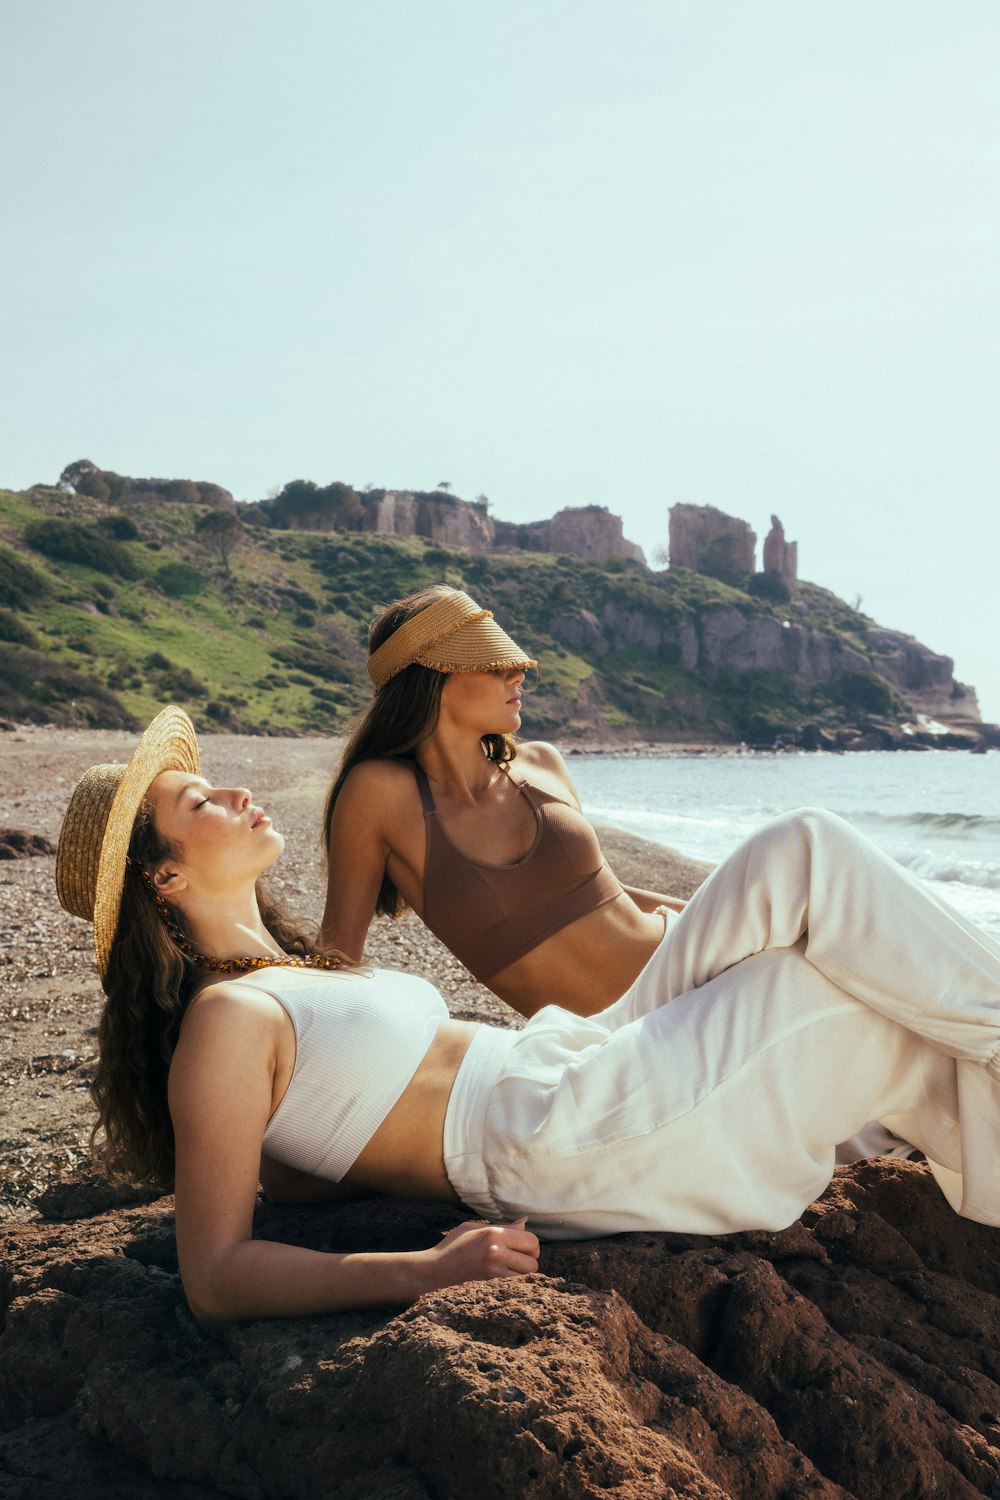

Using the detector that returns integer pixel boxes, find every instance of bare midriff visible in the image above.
[343,1017,480,1203]
[487,893,667,1017]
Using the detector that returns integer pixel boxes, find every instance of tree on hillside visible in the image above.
[269,479,363,531]
[195,508,245,576]
[59,459,111,501]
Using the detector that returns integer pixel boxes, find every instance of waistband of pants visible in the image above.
[443,1023,520,1220]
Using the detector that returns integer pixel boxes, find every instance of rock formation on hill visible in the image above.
[361,489,496,551]
[494,506,646,563]
[3,1159,1000,1498]
[668,505,758,583]
[362,494,645,563]
[763,514,798,594]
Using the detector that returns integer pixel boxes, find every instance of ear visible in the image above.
[152,863,189,899]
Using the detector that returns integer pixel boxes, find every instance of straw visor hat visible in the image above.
[55,706,200,978]
[367,589,536,692]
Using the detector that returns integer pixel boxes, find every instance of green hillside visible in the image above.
[0,484,923,743]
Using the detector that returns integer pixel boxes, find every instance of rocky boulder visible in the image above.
[0,830,57,860]
[3,1161,1000,1498]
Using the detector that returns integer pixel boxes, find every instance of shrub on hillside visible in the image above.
[746,571,791,604]
[23,519,140,578]
[0,544,52,608]
[153,561,205,597]
[143,651,207,698]
[0,644,134,727]
[271,640,353,682]
[0,609,38,648]
[96,513,141,541]
[833,671,897,716]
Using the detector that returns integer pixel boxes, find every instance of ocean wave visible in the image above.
[894,850,1000,892]
[861,810,1000,835]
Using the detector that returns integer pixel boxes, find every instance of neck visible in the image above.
[417,730,496,801]
[180,890,283,965]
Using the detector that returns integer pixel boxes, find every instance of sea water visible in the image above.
[570,750,1000,938]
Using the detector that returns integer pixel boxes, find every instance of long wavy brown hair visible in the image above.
[93,798,335,1188]
[323,584,518,917]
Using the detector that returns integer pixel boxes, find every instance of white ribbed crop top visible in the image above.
[257,967,449,1182]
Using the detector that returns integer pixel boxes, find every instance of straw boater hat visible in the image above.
[367,589,537,692]
[55,706,200,978]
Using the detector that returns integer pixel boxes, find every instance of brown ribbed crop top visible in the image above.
[414,763,624,982]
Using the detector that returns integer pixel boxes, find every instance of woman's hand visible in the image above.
[417,1218,540,1294]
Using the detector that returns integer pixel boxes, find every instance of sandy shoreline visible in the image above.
[0,725,711,1222]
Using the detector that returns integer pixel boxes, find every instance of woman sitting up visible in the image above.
[57,707,1000,1320]
[321,585,685,1019]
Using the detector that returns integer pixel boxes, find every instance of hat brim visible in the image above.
[414,616,537,677]
[91,706,200,977]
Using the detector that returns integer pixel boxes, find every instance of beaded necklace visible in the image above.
[131,861,343,975]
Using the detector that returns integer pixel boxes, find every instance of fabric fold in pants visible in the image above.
[444,942,1000,1240]
[614,807,1000,1073]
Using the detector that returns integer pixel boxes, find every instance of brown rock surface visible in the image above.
[4,1162,1000,1497]
[3,728,1000,1497]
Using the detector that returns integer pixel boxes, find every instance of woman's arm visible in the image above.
[320,763,396,961]
[169,989,538,1320]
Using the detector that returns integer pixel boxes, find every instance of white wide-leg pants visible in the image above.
[443,809,1000,1238]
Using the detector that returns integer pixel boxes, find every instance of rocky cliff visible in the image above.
[668,505,757,583]
[361,490,496,551]
[492,506,644,563]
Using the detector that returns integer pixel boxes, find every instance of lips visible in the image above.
[250,807,271,829]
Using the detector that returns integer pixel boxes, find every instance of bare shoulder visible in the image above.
[513,740,582,808]
[337,757,420,814]
[178,978,286,1046]
[515,739,570,774]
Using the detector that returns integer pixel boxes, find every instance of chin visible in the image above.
[259,829,286,867]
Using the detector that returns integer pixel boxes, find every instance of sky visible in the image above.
[2,1,998,720]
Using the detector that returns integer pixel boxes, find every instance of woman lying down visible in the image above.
[54,706,1000,1319]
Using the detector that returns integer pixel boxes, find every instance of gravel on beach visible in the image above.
[0,724,711,1223]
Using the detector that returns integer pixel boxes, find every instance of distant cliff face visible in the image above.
[864,627,979,720]
[361,491,495,551]
[495,506,645,563]
[360,494,645,563]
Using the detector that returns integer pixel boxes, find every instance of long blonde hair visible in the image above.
[323,585,517,916]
